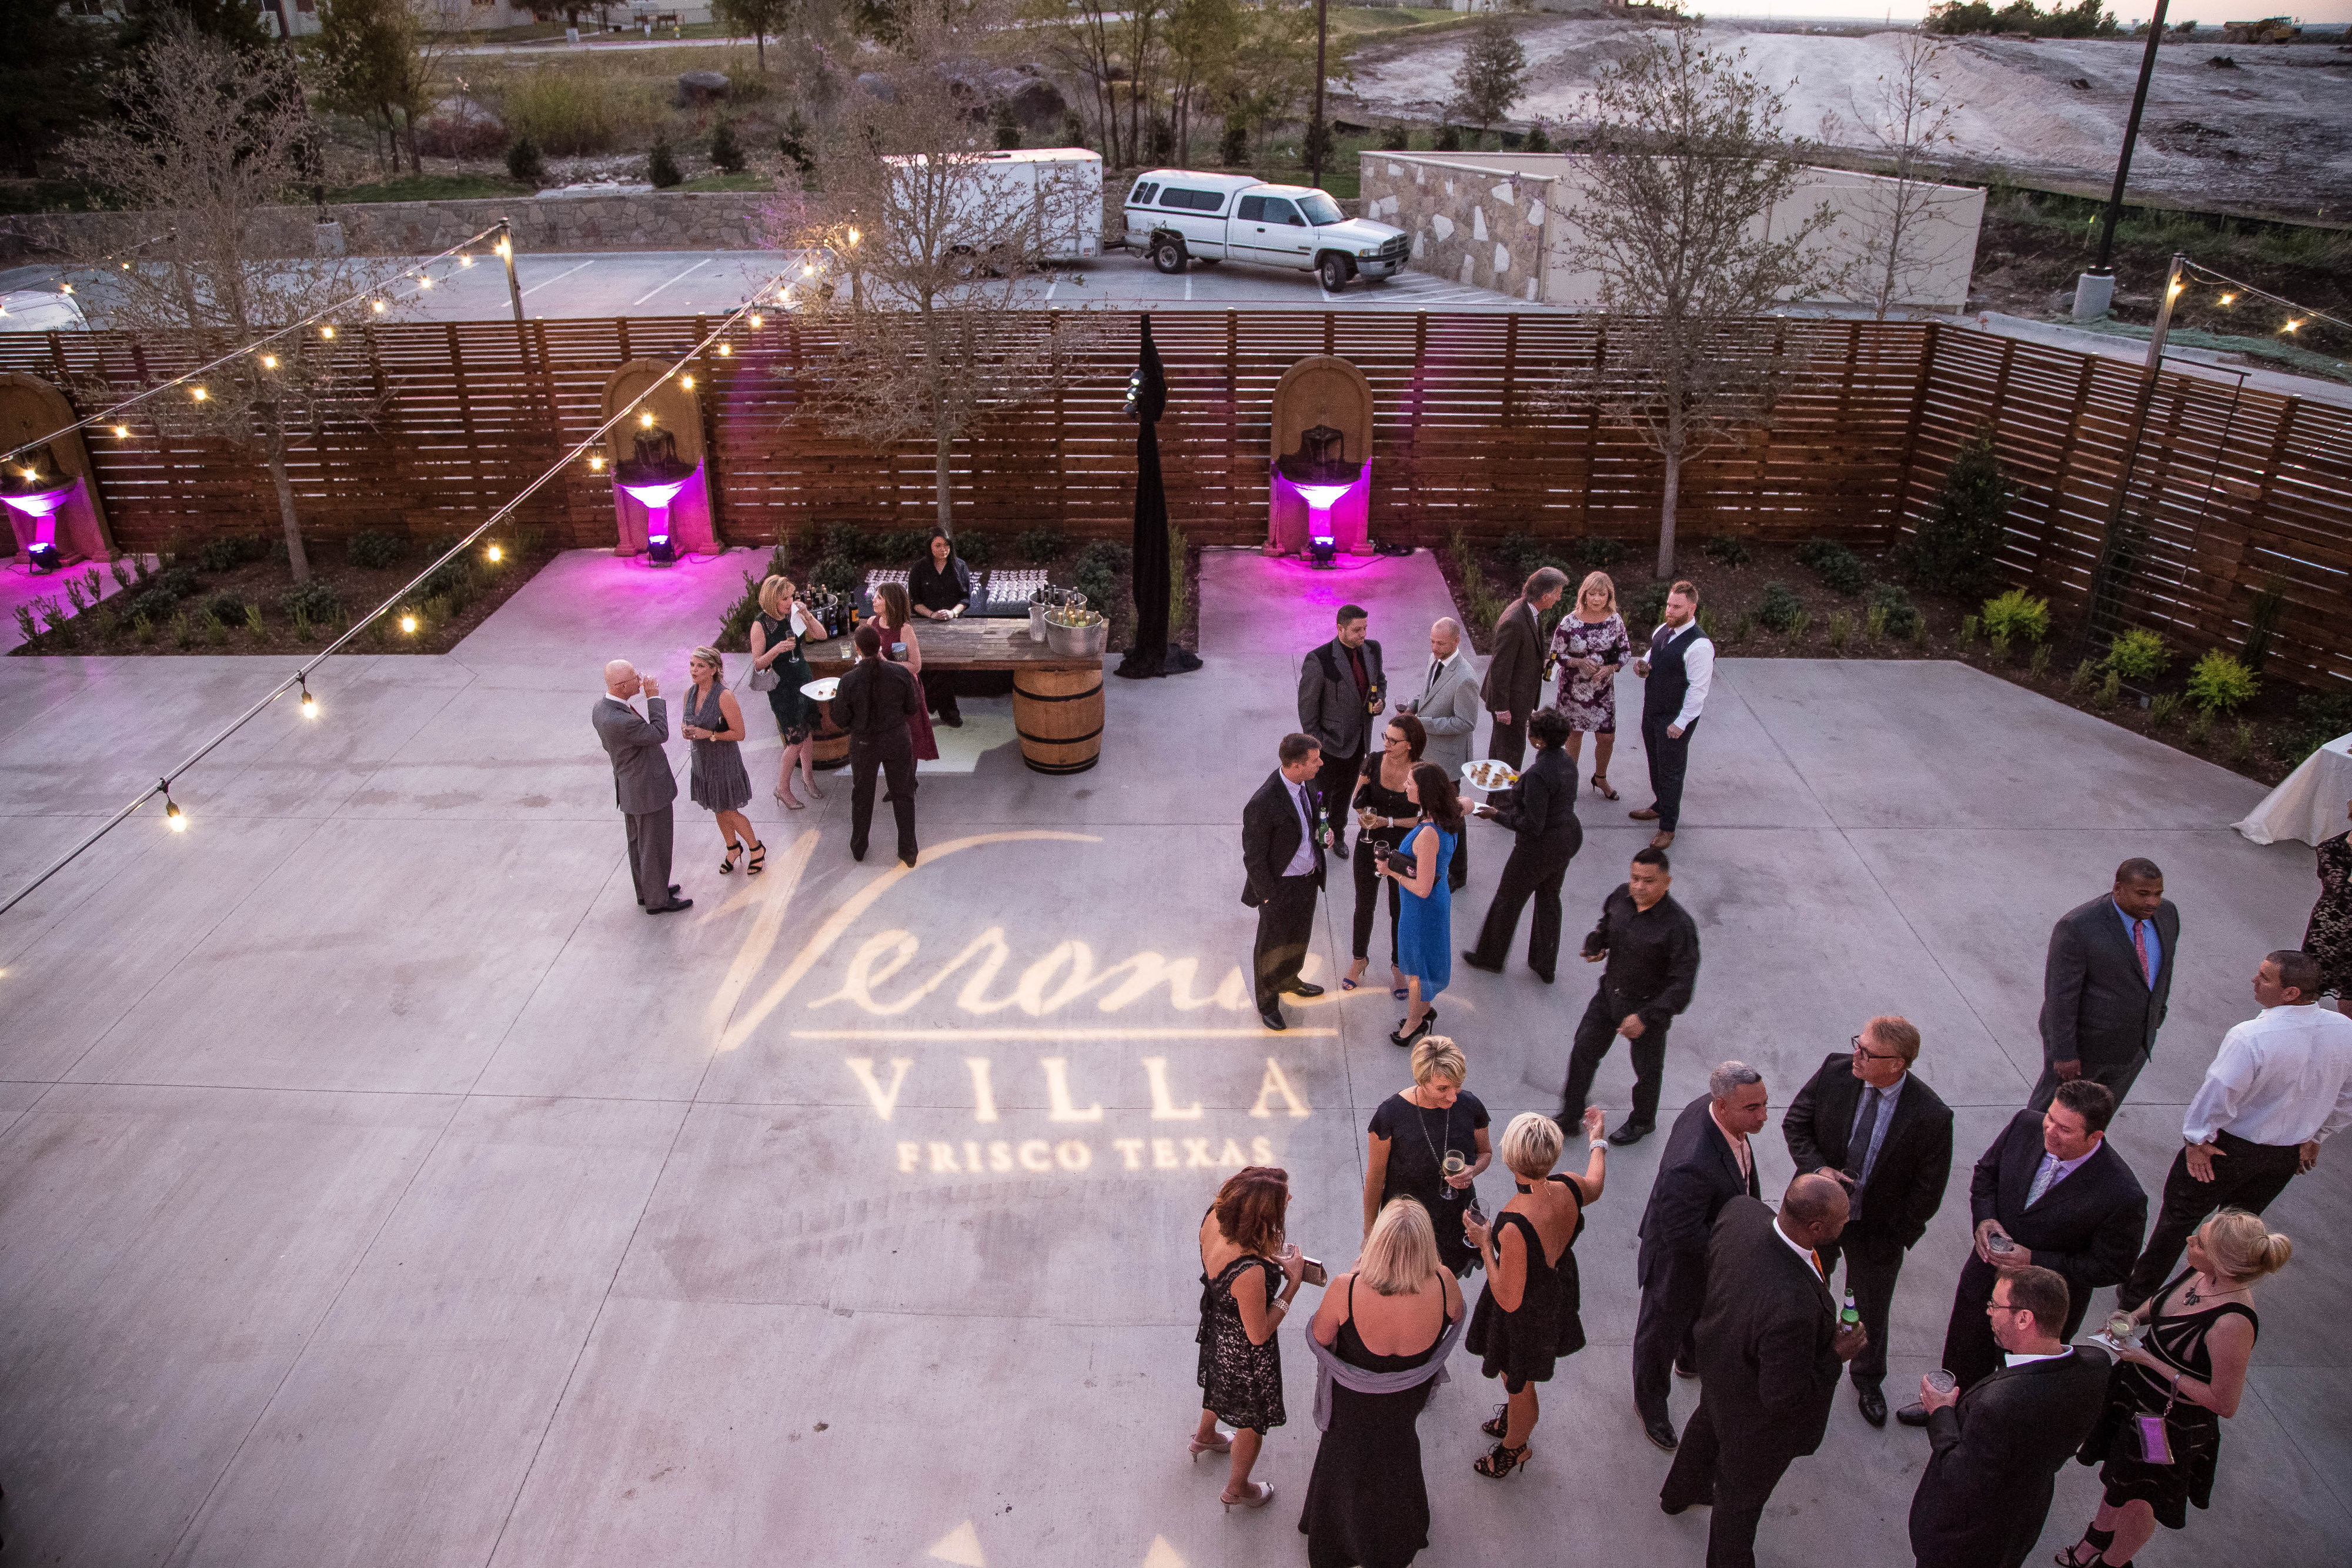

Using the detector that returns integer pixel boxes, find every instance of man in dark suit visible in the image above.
[1628,580,1713,851]
[2029,857,2179,1111]
[1901,1079,2146,1419]
[1907,1264,2112,1568]
[1562,846,1700,1145]
[594,658,690,914]
[1242,732,1335,1033]
[1463,707,1582,980]
[1782,1015,1955,1427]
[1633,1062,1766,1452]
[1479,567,1567,768]
[1660,1175,1866,1568]
[830,623,922,867]
[1297,605,1384,857]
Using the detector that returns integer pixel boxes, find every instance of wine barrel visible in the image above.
[1013,668,1103,774]
[811,703,850,770]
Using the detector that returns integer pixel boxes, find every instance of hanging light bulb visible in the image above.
[718,342,732,356]
[299,678,318,719]
[163,793,186,832]
[2283,319,2303,333]
[60,283,73,294]
[589,452,606,472]
[112,424,129,437]
[486,543,503,563]
[461,254,475,267]
[372,299,387,313]
[2219,293,2236,306]
[847,228,861,246]
[749,312,764,329]
[121,261,131,270]
[261,354,278,369]
[399,611,418,634]
[190,386,208,401]
[320,324,336,339]
[640,411,655,428]
[681,375,695,390]
[417,275,433,289]
[2167,278,2185,299]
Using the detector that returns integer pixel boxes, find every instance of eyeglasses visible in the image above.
[1383,734,1409,748]
[1986,1299,2023,1315]
[1850,1035,1905,1063]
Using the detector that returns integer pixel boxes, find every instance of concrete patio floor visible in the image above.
[0,545,2343,1568]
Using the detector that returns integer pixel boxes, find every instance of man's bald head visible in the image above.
[1430,618,1461,657]
[1778,1173,1851,1248]
[604,659,639,697]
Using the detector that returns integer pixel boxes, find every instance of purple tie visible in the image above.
[2133,921,2153,986]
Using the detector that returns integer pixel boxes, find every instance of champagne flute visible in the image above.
[1441,1150,1466,1199]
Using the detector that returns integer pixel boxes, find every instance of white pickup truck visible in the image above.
[1122,170,1409,291]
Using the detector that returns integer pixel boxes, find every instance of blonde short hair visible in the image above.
[1411,1034,1466,1089]
[690,645,723,679]
[757,575,794,617]
[1499,1112,1565,1181]
[1866,1015,1922,1065]
[1358,1198,1441,1295]
[2203,1209,2294,1282]
[1576,570,1618,617]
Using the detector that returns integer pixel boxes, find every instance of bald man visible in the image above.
[1662,1174,1866,1568]
[594,658,690,914]
[1402,615,1483,891]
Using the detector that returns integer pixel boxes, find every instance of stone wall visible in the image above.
[1359,155,1550,303]
[1,192,771,263]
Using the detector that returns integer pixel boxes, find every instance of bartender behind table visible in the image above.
[908,526,974,728]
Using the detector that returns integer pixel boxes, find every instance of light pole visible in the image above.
[1311,0,1329,189]
[2073,0,2170,320]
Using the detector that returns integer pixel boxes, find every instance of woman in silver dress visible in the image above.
[681,646,761,874]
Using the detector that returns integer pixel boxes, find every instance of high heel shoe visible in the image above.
[720,842,742,874]
[1188,1430,1233,1462]
[745,840,766,875]
[1591,772,1618,801]
[802,777,826,801]
[1474,1442,1529,1479]
[775,788,805,811]
[1481,1405,1511,1440]
[1220,1481,1274,1511]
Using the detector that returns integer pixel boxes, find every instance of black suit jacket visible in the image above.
[830,657,920,757]
[1693,1196,1843,1478]
[1960,1109,2147,1339]
[1298,636,1387,759]
[1783,1054,1953,1262]
[1908,1345,2113,1568]
[1489,743,1582,855]
[1481,597,1544,717]
[2038,894,2179,1069]
[1240,769,1327,908]
[1638,1092,1762,1298]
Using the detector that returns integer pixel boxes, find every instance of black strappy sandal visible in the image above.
[1481,1405,1510,1440]
[720,842,742,874]
[1474,1442,1529,1479]
[1591,772,1618,801]
[745,840,767,875]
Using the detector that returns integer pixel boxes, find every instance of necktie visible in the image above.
[1428,658,1441,693]
[1852,1086,1885,1186]
[1292,782,1312,844]
[2133,920,2153,986]
[1808,1249,1825,1281]
[2027,1155,2057,1207]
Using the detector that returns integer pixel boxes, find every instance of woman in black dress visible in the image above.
[907,527,973,726]
[2306,795,2352,996]
[1463,1108,1608,1479]
[1197,1165,1313,1512]
[2061,1209,2293,1567]
[1362,1036,1491,1279]
[1345,715,1425,998]
[749,576,820,808]
[1299,1198,1463,1568]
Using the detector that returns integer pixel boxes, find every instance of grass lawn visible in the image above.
[327,173,534,205]
[675,170,775,193]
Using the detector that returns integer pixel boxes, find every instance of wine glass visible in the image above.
[1441,1150,1466,1199]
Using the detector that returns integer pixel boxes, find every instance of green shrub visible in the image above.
[2070,657,2097,694]
[812,553,859,595]
[1579,537,1625,569]
[2228,721,2254,763]
[1219,119,1248,164]
[709,119,745,174]
[1957,613,1979,644]
[779,109,814,173]
[2183,649,2259,714]
[506,135,546,186]
[1867,582,1919,639]
[1909,614,1929,647]
[2029,641,2051,675]
[2094,669,2120,708]
[1523,120,1552,153]
[1382,123,1411,151]
[1816,549,1865,596]
[1988,629,2010,663]
[1015,526,1070,561]
[1979,588,2050,646]
[194,534,263,573]
[1449,529,1501,634]
[1900,421,2014,602]
[647,136,683,189]
[1825,611,1853,650]
[150,565,198,601]
[129,588,178,621]
[1788,607,1812,638]
[2103,628,2169,682]
[205,591,245,624]
[171,612,193,649]
[1757,580,1806,633]
[2149,692,2181,730]
[1795,537,1837,568]
[1700,534,1750,566]
[12,604,36,643]
[243,603,265,637]
[954,531,994,570]
[1071,540,1130,610]
[202,609,228,644]
[348,530,403,570]
[110,558,133,590]
[1629,580,1669,632]
[1733,611,1755,643]
[280,578,340,624]
[2286,693,2352,762]
[1434,123,1461,151]
[2186,709,2211,746]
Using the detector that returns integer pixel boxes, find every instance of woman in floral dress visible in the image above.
[1545,571,1632,800]
[2307,795,2352,997]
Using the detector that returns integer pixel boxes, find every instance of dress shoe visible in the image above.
[940,713,963,728]
[1660,1490,1710,1515]
[1650,830,1676,850]
[647,897,694,915]
[900,852,918,868]
[1673,1359,1699,1380]
[1259,1008,1287,1032]
[1608,1119,1655,1146]
[1532,969,1555,984]
[1856,1383,1888,1427]
[1283,982,1325,998]
[1629,807,1661,821]
[638,884,682,907]
[850,846,867,862]
[1896,1402,1930,1427]
[1642,1415,1679,1453]
[1461,951,1504,974]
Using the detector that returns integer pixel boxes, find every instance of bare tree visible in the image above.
[1164,0,1242,169]
[62,22,392,583]
[1028,0,1168,169]
[1552,22,1837,579]
[771,13,1107,534]
[1820,32,1968,320]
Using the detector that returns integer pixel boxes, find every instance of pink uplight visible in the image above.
[616,476,690,544]
[1,480,76,550]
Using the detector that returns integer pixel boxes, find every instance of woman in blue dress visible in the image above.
[1377,761,1462,1051]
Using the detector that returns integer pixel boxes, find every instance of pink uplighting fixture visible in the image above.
[614,427,697,567]
[618,475,689,564]
[1,471,78,573]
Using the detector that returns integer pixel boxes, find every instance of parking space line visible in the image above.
[630,256,711,307]
[1184,275,1192,302]
[521,259,596,297]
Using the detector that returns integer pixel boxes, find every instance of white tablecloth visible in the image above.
[2235,733,2352,847]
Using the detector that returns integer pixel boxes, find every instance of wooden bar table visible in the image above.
[801,619,1107,775]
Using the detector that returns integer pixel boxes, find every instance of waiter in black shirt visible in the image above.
[907,527,973,727]
[830,623,922,866]
[1462,707,1583,981]
[1561,845,1700,1146]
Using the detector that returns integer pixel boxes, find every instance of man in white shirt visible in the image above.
[1628,580,1714,851]
[2118,948,2352,1308]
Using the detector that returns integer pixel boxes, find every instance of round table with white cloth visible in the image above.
[2234,733,2352,847]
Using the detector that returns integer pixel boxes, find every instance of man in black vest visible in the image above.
[1297,606,1384,857]
[1464,707,1583,979]
[1629,580,1714,851]
[1241,732,1335,1032]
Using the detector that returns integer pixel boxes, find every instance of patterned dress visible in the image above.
[2307,831,2351,997]
[2076,1270,2256,1530]
[1197,1251,1286,1432]
[1548,613,1631,734]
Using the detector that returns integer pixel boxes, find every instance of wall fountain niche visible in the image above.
[599,360,719,563]
[1266,355,1374,566]
[0,373,117,571]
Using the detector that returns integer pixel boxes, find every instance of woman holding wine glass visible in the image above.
[1362,1036,1492,1280]
[1344,714,1426,999]
[749,575,820,809]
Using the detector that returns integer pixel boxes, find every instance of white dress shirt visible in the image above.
[2004,1346,2074,1368]
[1774,1216,1825,1279]
[2181,1002,2352,1147]
[1649,623,1716,729]
[1281,777,1318,878]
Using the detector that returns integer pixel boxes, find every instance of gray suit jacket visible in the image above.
[2038,894,2179,1069]
[1408,650,1482,774]
[593,694,677,815]
[1297,636,1386,760]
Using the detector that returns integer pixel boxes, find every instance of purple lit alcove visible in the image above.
[611,458,718,561]
[1268,464,1372,563]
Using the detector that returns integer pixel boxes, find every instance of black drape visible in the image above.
[1115,316,1195,678]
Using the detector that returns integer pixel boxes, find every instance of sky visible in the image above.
[1694,2,2352,24]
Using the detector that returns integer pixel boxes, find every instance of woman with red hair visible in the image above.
[1194,1166,1315,1511]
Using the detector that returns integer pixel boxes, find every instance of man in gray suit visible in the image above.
[1298,604,1385,858]
[1401,616,1481,888]
[1481,568,1567,768]
[594,658,691,914]
[2028,857,2178,1111]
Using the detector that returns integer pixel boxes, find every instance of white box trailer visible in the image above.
[884,148,1104,265]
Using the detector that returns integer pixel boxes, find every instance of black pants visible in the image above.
[1350,838,1402,966]
[1488,716,1526,768]
[921,667,960,724]
[1252,873,1321,1013]
[1659,1398,1794,1568]
[623,804,676,908]
[1313,749,1361,853]
[1562,989,1669,1127]
[2027,1048,2149,1114]
[1633,1252,1703,1427]
[848,741,918,862]
[1468,834,1578,979]
[2120,1131,2302,1308]
[1641,711,1696,831]
[1815,1238,1903,1386]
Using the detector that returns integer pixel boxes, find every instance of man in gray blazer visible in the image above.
[2028,857,2178,1111]
[1481,568,1567,768]
[1401,616,1481,888]
[1298,604,1385,857]
[594,658,690,914]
